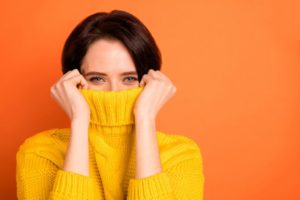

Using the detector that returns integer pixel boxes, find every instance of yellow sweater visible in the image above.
[16,87,205,199]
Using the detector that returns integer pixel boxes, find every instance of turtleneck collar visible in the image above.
[78,87,144,137]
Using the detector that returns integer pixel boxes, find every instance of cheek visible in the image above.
[120,84,139,91]
[87,84,107,91]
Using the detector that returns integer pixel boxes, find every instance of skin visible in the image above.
[50,39,177,179]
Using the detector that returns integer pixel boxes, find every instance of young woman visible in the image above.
[16,10,205,200]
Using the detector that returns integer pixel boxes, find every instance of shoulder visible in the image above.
[16,128,71,167]
[156,130,203,169]
[17,128,71,153]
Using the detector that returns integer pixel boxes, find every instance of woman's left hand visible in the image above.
[134,69,177,120]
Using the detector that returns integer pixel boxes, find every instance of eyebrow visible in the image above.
[83,71,138,76]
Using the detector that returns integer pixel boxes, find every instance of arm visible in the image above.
[16,147,90,199]
[134,117,162,178]
[129,69,204,199]
[127,161,205,200]
[127,135,205,200]
[16,118,91,200]
[63,118,89,176]
[127,115,205,199]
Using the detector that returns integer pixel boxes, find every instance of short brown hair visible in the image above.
[61,10,161,82]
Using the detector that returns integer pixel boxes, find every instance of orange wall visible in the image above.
[1,1,300,199]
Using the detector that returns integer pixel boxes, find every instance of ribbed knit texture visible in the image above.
[16,87,205,199]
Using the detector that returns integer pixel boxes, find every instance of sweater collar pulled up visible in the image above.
[78,87,144,136]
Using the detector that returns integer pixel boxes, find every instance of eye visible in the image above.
[124,76,138,82]
[89,76,104,82]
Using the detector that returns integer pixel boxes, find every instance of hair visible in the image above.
[61,10,161,82]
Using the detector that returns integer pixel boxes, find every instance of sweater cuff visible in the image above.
[50,169,90,199]
[127,171,173,199]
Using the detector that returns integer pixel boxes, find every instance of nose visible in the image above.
[108,81,121,91]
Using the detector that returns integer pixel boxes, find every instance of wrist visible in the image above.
[71,115,90,124]
[70,117,90,137]
[134,114,156,123]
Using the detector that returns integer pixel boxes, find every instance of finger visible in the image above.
[50,85,65,103]
[155,70,172,83]
[61,69,81,81]
[50,86,61,102]
[140,74,153,87]
[139,74,147,87]
[148,69,161,80]
[139,77,145,87]
[50,85,71,116]
[65,74,89,89]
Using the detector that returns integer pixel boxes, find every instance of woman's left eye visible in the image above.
[124,76,138,82]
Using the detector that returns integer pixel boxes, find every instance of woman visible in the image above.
[16,10,205,199]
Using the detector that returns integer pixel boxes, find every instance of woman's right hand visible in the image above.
[50,69,90,121]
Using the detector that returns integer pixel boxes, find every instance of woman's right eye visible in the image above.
[89,76,104,82]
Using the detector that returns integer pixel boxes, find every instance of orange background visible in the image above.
[1,0,300,199]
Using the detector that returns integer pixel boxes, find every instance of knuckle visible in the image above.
[50,87,56,98]
[50,86,55,93]
[166,84,172,89]
[51,84,58,91]
[66,68,78,75]
[149,69,155,74]
[142,74,148,79]
[153,79,160,83]
[173,86,177,93]
[61,80,69,87]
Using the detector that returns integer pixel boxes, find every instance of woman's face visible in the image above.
[80,39,139,91]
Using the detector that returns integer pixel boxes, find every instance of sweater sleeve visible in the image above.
[16,151,91,200]
[126,145,205,200]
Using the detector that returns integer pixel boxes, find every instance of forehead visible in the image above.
[81,39,136,74]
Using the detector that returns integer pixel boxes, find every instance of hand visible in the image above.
[134,69,177,120]
[50,69,90,121]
